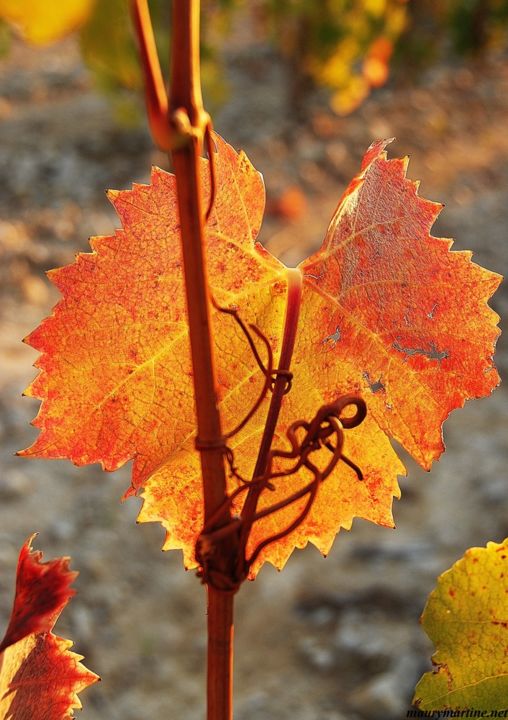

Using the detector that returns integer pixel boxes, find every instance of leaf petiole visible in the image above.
[237,267,303,573]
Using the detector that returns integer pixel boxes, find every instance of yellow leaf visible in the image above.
[0,0,95,45]
[363,0,386,18]
[414,538,508,710]
[331,75,369,114]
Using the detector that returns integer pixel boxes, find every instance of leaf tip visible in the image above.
[361,137,396,170]
[106,188,119,201]
[150,165,166,181]
[24,531,39,548]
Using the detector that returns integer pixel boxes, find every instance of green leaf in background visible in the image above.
[414,538,508,710]
[80,0,168,93]
[1,1,507,118]
[79,0,227,122]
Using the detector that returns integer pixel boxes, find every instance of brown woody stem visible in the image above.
[207,588,234,719]
[132,3,304,717]
[168,2,235,720]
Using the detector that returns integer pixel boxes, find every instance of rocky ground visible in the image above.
[0,32,507,720]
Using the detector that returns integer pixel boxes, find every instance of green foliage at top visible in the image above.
[1,0,507,118]
[80,0,229,121]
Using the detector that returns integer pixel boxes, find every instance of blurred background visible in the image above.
[0,1,507,718]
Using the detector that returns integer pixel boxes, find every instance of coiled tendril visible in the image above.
[195,303,366,592]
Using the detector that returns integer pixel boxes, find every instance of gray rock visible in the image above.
[0,469,32,501]
[350,671,407,718]
[298,635,336,670]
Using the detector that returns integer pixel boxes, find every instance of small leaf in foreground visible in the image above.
[20,134,500,575]
[0,534,75,653]
[413,538,508,710]
[0,536,98,719]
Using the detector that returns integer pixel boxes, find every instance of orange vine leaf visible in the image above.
[300,137,501,468]
[0,536,98,719]
[20,135,501,575]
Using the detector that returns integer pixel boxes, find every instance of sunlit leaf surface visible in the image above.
[21,134,500,574]
[414,538,508,710]
[0,537,98,719]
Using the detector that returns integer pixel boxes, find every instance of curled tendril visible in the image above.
[210,299,278,443]
[195,390,367,591]
[210,301,294,451]
[245,395,366,570]
[194,301,367,591]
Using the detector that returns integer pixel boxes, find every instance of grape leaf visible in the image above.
[299,137,500,469]
[413,538,508,710]
[0,534,76,653]
[0,536,98,719]
[0,0,94,45]
[20,134,500,575]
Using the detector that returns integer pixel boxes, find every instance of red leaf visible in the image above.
[0,535,75,653]
[0,537,98,719]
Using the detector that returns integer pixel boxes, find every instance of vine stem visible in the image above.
[168,3,236,720]
[131,2,235,717]
[131,3,304,717]
[239,268,303,565]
